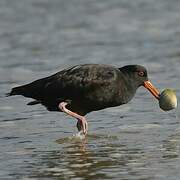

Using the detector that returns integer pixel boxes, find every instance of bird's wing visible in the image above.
[43,64,120,99]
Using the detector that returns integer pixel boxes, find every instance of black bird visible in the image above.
[8,64,160,135]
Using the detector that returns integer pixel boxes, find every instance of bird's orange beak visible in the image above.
[143,81,160,100]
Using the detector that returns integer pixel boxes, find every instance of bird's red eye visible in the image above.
[138,71,144,77]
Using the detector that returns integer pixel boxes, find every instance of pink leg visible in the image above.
[59,102,88,135]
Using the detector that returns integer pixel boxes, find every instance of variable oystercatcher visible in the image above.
[8,64,160,135]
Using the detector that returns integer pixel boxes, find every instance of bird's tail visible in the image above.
[6,74,55,99]
[6,85,28,97]
[6,75,52,99]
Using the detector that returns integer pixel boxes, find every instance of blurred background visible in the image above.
[0,0,180,179]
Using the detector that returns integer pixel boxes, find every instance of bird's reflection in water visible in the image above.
[162,130,180,159]
[30,134,154,179]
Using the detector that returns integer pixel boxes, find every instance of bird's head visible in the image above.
[120,65,160,100]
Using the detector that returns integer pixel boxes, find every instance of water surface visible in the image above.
[0,0,180,179]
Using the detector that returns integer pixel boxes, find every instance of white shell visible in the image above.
[159,89,177,111]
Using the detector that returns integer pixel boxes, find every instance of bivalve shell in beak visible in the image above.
[159,89,177,111]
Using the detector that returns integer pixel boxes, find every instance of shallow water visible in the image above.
[0,0,180,179]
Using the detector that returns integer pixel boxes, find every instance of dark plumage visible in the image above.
[8,64,160,135]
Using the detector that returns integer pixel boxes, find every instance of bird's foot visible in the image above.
[59,102,88,135]
[77,118,88,135]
